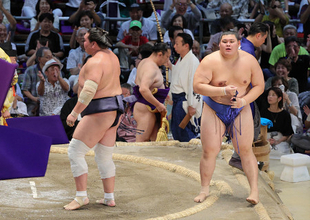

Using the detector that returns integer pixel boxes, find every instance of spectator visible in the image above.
[68,0,102,27]
[208,0,250,20]
[168,25,184,64]
[127,43,153,87]
[67,27,89,90]
[70,11,95,49]
[254,0,289,37]
[299,0,310,45]
[209,3,241,35]
[205,16,235,55]
[163,14,194,43]
[265,58,299,94]
[30,0,60,33]
[21,47,52,116]
[37,58,70,116]
[260,87,294,159]
[10,83,29,118]
[161,0,202,34]
[0,23,16,53]
[117,3,157,43]
[25,13,64,59]
[192,39,202,60]
[268,24,309,75]
[117,83,137,142]
[272,76,303,133]
[283,36,310,93]
[0,0,16,41]
[115,20,149,69]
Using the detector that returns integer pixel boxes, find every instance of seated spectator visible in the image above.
[10,83,29,117]
[69,11,95,49]
[260,87,294,159]
[209,3,241,35]
[208,0,249,20]
[290,104,310,155]
[283,36,310,93]
[272,76,303,133]
[299,0,310,45]
[0,23,16,54]
[254,0,289,37]
[267,25,309,77]
[115,20,149,69]
[68,0,102,28]
[163,14,194,43]
[117,83,137,142]
[167,25,184,64]
[117,3,157,43]
[21,47,52,116]
[161,0,202,34]
[37,58,70,116]
[265,58,299,94]
[30,0,60,33]
[25,13,64,59]
[25,38,52,67]
[127,43,153,87]
[67,27,88,90]
[205,16,235,55]
[0,0,16,41]
[192,39,202,60]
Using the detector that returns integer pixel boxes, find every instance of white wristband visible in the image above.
[70,110,79,118]
[222,87,226,96]
[307,114,310,122]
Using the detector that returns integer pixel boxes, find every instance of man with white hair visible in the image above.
[67,27,89,90]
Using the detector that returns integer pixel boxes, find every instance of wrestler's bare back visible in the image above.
[135,58,165,90]
[78,49,122,98]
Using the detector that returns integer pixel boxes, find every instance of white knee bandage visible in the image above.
[94,143,115,179]
[68,138,90,177]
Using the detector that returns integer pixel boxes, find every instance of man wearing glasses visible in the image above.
[161,0,202,34]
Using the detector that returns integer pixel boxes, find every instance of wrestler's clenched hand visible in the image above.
[230,97,246,109]
[66,113,76,127]
[156,103,167,114]
[224,85,237,96]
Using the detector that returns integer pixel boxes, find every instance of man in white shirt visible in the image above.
[67,27,89,90]
[170,32,201,142]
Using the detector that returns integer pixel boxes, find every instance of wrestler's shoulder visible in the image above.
[201,51,220,63]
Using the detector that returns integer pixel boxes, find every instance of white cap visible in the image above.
[42,59,63,73]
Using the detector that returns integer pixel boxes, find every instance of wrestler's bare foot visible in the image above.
[64,197,89,210]
[194,186,209,203]
[246,194,259,205]
[96,198,116,207]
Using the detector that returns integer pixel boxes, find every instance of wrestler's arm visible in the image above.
[239,56,265,105]
[193,55,236,97]
[139,67,166,112]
